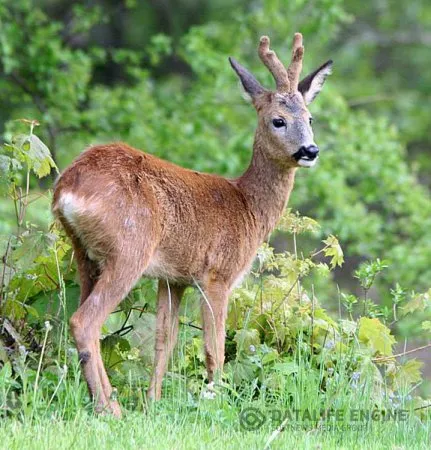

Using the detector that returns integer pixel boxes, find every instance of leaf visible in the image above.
[401,289,431,316]
[277,209,320,234]
[233,329,260,353]
[261,349,279,365]
[29,283,80,323]
[0,361,12,384]
[358,317,396,356]
[273,361,299,376]
[101,335,131,370]
[339,319,357,336]
[388,359,423,390]
[14,134,57,177]
[12,231,57,271]
[322,235,344,268]
[225,358,257,384]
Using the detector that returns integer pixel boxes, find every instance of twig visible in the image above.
[373,343,431,362]
[0,237,12,310]
[264,417,289,450]
[272,275,300,313]
[180,321,202,331]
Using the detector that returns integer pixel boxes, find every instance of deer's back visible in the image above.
[53,143,260,285]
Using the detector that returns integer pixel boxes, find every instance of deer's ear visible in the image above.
[229,57,265,98]
[298,60,333,105]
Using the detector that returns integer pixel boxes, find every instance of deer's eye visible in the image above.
[272,118,286,128]
[309,117,314,125]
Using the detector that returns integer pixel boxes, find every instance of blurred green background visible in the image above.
[1,0,430,371]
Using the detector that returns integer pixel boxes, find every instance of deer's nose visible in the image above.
[300,145,319,160]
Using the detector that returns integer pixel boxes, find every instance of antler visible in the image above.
[258,36,290,92]
[286,33,304,92]
[258,33,304,93]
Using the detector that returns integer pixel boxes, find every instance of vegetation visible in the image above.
[0,0,430,448]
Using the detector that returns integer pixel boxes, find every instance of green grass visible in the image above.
[1,404,430,450]
[2,325,430,449]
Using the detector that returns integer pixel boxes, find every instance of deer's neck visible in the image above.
[237,137,297,240]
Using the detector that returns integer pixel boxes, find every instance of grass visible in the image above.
[1,404,430,450]
[1,365,431,450]
[1,322,431,449]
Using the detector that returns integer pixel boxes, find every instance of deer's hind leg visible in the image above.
[72,244,115,412]
[72,242,119,415]
[69,231,154,417]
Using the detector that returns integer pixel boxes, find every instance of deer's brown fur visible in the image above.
[52,33,332,416]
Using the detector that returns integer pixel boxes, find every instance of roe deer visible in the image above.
[52,33,333,417]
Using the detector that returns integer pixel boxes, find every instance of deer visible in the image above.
[52,33,333,417]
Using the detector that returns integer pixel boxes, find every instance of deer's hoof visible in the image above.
[95,401,122,418]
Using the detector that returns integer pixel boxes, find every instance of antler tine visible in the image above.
[258,36,290,92]
[287,33,304,92]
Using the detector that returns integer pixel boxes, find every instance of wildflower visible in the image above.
[249,345,256,353]
[24,274,37,280]
[327,367,334,375]
[350,371,361,389]
[44,321,52,331]
[325,341,335,350]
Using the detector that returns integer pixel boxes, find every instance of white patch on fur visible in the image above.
[57,192,104,264]
[298,157,318,168]
[58,192,83,228]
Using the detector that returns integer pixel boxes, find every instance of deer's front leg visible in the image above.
[147,280,185,401]
[200,281,229,383]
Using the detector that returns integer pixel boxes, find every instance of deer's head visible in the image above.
[230,34,332,168]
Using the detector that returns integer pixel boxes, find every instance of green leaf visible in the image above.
[0,361,12,383]
[322,235,344,268]
[358,317,396,356]
[14,134,57,178]
[233,329,260,353]
[401,289,431,316]
[101,335,131,370]
[277,209,320,234]
[12,231,56,271]
[261,349,279,365]
[225,358,257,384]
[388,359,423,389]
[273,361,299,376]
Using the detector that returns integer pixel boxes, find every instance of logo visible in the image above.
[239,407,266,431]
